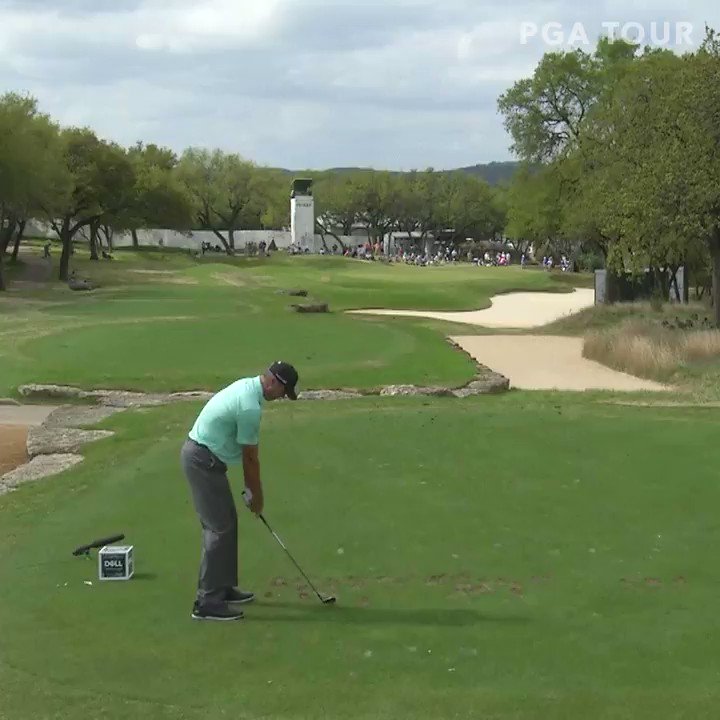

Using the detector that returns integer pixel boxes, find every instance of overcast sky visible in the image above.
[0,0,716,170]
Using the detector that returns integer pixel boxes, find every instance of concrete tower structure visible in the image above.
[291,178,315,252]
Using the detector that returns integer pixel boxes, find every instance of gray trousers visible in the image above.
[181,438,238,605]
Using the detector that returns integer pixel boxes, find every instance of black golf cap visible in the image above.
[269,361,299,400]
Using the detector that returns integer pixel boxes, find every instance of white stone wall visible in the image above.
[111,229,293,250]
[25,220,362,254]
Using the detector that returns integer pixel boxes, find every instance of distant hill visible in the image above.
[280,161,523,186]
[455,161,522,186]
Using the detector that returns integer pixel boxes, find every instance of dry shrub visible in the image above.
[583,320,720,380]
[681,331,720,361]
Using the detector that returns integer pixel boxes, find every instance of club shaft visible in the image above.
[259,514,325,600]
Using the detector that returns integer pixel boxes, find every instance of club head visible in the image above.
[322,595,337,605]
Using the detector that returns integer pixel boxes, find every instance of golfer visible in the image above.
[181,361,299,621]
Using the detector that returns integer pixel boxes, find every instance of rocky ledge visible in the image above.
[27,426,115,457]
[0,454,84,495]
[17,385,213,408]
[0,404,125,496]
[18,373,508,406]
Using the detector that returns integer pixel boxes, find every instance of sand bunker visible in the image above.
[349,288,665,391]
[452,336,669,392]
[348,288,595,329]
[0,405,58,426]
[0,405,58,478]
[0,425,29,477]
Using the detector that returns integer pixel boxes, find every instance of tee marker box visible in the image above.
[98,545,134,581]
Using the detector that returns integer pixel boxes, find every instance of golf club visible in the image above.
[243,491,335,605]
[72,533,125,557]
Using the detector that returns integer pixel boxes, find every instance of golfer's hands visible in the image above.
[243,488,264,515]
[249,492,264,515]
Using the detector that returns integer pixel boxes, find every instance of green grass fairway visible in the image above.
[0,252,587,396]
[2,394,720,719]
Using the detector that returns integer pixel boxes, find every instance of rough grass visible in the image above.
[2,258,25,281]
[540,301,713,336]
[583,318,720,381]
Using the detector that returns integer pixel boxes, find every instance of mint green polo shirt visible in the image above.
[188,376,264,464]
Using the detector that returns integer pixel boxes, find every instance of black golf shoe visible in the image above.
[225,588,255,605]
[191,601,244,621]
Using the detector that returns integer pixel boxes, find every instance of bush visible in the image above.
[576,251,605,273]
[583,317,720,380]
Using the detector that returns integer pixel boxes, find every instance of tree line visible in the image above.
[0,96,508,289]
[0,101,294,287]
[498,26,720,323]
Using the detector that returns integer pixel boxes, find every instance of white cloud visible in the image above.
[177,0,280,37]
[0,0,717,169]
[134,0,284,52]
[135,34,167,52]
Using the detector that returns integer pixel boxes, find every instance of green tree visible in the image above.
[177,149,272,254]
[355,171,401,247]
[213,154,268,249]
[541,28,720,311]
[44,129,135,280]
[0,93,67,290]
[443,173,503,244]
[390,172,427,251]
[111,144,194,250]
[414,170,447,254]
[498,37,638,163]
[314,173,361,250]
[498,37,641,267]
[591,29,720,317]
[259,170,291,231]
[177,148,230,252]
[505,164,562,255]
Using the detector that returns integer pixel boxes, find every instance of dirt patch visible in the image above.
[127,270,197,285]
[0,425,29,477]
[426,574,447,585]
[159,277,198,285]
[620,576,687,589]
[212,272,246,287]
[265,573,546,596]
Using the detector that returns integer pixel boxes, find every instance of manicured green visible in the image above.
[1,394,719,719]
[0,251,586,396]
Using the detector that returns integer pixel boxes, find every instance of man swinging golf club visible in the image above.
[181,361,299,621]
